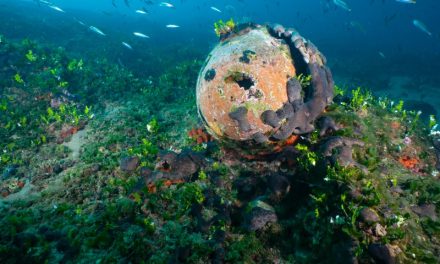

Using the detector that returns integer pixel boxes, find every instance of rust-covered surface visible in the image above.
[196,27,296,141]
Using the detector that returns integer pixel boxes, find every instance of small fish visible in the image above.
[395,0,416,4]
[122,42,133,50]
[333,0,351,12]
[413,19,432,36]
[73,17,86,26]
[49,5,65,13]
[133,32,150,38]
[166,24,180,28]
[210,6,222,13]
[89,26,106,36]
[349,21,366,34]
[135,10,148,14]
[378,52,385,58]
[39,0,51,4]
[160,2,174,8]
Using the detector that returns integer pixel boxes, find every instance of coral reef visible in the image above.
[187,127,213,144]
[398,155,420,170]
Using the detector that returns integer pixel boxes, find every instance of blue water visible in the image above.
[1,0,440,108]
[3,0,439,54]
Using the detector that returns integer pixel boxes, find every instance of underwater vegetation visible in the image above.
[214,18,236,39]
[0,23,439,264]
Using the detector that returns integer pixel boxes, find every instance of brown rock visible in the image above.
[373,223,387,237]
[411,204,438,221]
[120,156,140,172]
[330,239,359,264]
[268,173,290,201]
[360,208,380,225]
[147,150,206,185]
[368,243,396,264]
[245,201,278,231]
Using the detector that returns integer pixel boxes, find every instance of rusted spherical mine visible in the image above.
[197,26,294,139]
[196,24,334,150]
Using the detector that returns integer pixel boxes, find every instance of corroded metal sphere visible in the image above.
[197,26,294,140]
[196,24,333,150]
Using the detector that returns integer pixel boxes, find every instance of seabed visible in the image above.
[0,30,439,264]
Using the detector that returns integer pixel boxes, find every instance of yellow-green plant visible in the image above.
[214,18,236,37]
[25,50,37,62]
[84,105,93,119]
[59,81,69,88]
[297,73,312,87]
[0,99,7,111]
[67,59,84,71]
[393,100,404,113]
[128,138,158,158]
[350,87,372,111]
[14,73,24,84]
[70,108,79,125]
[296,143,318,171]
[147,118,159,134]
[429,115,437,129]
[334,84,345,97]
[19,116,27,127]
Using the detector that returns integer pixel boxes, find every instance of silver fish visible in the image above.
[210,6,222,13]
[133,32,150,38]
[49,5,65,13]
[378,52,386,58]
[122,42,133,50]
[135,10,147,14]
[89,26,106,36]
[166,24,180,28]
[74,17,86,26]
[333,0,351,12]
[396,0,416,4]
[159,2,174,8]
[413,19,432,36]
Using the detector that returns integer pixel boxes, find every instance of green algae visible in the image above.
[0,36,439,264]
